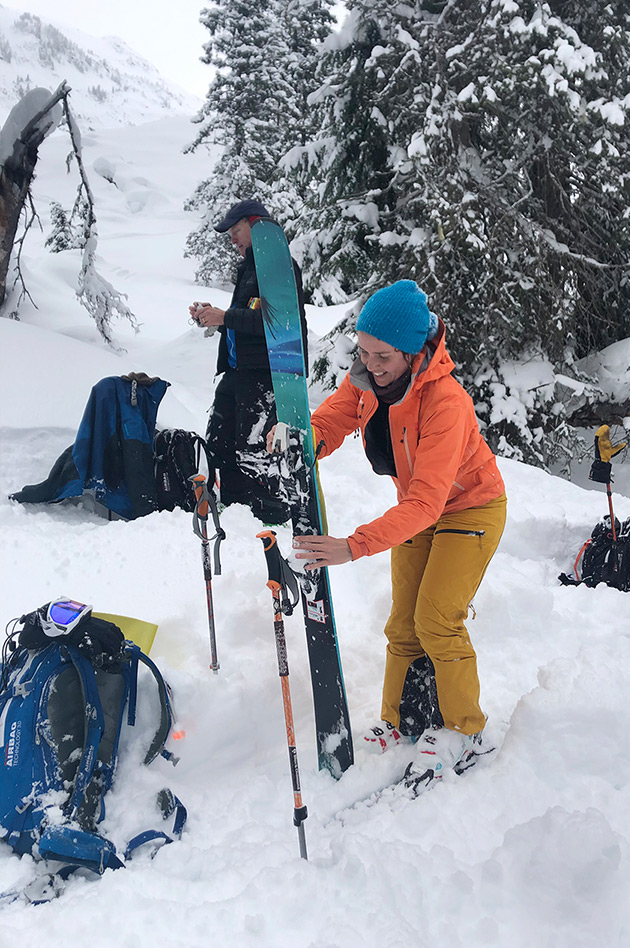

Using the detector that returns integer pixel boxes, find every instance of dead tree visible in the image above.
[0,83,66,306]
[0,81,138,346]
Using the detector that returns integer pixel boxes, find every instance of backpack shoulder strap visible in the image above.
[63,644,105,819]
[124,788,187,859]
[124,642,177,765]
[573,538,591,583]
[192,433,207,467]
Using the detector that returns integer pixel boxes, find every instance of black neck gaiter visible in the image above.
[368,367,412,405]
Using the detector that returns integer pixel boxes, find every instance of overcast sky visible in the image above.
[9,0,210,98]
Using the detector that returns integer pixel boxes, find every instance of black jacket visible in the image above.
[217,247,308,375]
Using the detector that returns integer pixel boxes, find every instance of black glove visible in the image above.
[589,459,612,484]
[590,425,626,484]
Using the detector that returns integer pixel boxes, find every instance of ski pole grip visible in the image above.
[190,473,209,519]
[589,459,612,484]
[257,530,283,590]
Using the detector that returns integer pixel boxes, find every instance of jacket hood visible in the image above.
[349,318,454,399]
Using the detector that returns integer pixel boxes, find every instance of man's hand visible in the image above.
[189,301,208,323]
[293,534,353,570]
[189,302,225,327]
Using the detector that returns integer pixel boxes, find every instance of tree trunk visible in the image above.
[0,142,40,306]
[0,84,67,307]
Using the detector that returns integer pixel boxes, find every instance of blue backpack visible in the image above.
[0,605,186,892]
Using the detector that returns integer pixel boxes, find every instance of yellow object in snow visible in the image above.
[595,424,627,463]
[93,612,158,654]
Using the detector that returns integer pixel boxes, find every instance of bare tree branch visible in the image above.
[11,189,41,308]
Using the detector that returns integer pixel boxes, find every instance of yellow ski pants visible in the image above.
[381,492,507,735]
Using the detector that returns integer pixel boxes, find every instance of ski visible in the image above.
[333,745,495,823]
[251,217,354,778]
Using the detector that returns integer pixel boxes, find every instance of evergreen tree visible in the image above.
[390,0,630,463]
[288,0,428,303]
[45,198,90,252]
[185,0,333,286]
[282,0,336,147]
[272,0,335,228]
[45,201,75,252]
[304,0,630,466]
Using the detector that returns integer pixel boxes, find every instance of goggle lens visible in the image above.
[49,600,87,627]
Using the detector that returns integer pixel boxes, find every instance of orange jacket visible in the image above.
[311,321,505,559]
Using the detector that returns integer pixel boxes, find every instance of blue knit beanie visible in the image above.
[356,281,439,354]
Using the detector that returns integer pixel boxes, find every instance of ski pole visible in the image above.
[590,424,626,542]
[257,530,308,860]
[190,474,226,674]
[606,483,617,541]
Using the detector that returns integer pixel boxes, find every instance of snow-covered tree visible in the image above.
[1,83,138,346]
[269,0,335,229]
[302,0,630,467]
[185,0,333,286]
[0,85,63,305]
[281,0,336,146]
[285,0,429,303]
[390,0,630,463]
[61,95,139,347]
[45,199,88,252]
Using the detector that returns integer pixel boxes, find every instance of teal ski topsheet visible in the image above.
[251,217,354,777]
[250,222,312,446]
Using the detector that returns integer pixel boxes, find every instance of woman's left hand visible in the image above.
[293,534,353,570]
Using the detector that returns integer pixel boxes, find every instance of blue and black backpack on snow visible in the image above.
[154,428,212,513]
[0,603,186,886]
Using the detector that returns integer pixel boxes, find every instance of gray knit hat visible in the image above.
[356,281,439,353]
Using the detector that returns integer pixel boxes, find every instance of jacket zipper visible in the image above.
[401,427,413,475]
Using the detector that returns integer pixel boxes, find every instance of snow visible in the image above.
[0,5,201,128]
[457,82,478,104]
[588,98,627,126]
[579,338,630,404]
[0,85,62,164]
[395,26,418,51]
[342,200,380,228]
[407,131,427,158]
[1,36,630,948]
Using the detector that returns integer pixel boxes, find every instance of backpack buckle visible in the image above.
[12,681,33,698]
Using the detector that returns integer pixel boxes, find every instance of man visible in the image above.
[190,199,308,524]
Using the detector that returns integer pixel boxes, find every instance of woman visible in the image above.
[290,280,506,794]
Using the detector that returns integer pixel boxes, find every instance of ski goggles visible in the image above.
[42,598,92,637]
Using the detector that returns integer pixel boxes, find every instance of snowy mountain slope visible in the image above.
[0,5,201,128]
[1,112,220,431]
[0,53,630,948]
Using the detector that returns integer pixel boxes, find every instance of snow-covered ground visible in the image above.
[1,93,630,948]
